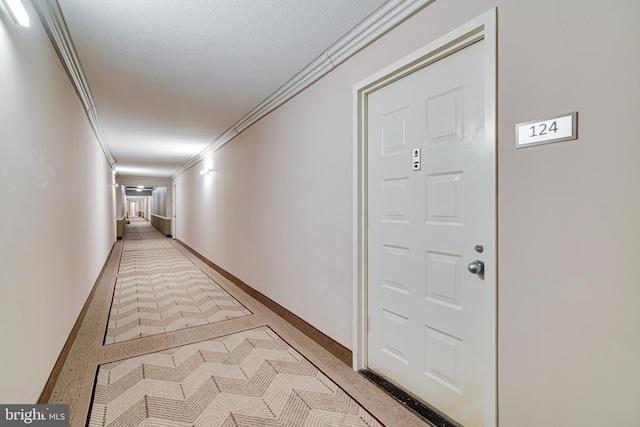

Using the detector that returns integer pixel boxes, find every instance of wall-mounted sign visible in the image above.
[515,111,578,148]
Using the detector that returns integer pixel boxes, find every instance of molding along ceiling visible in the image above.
[32,0,116,168]
[31,0,435,179]
[174,0,436,180]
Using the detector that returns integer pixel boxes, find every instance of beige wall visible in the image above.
[0,2,115,402]
[115,185,126,219]
[173,0,639,425]
[497,1,640,423]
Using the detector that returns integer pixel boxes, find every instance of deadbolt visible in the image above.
[475,245,484,253]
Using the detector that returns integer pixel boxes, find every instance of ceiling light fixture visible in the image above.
[1,0,29,27]
[137,185,144,188]
[136,189,142,192]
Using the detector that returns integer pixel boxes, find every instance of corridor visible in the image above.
[44,218,425,427]
[3,0,640,425]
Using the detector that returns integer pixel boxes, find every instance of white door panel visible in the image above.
[367,39,491,426]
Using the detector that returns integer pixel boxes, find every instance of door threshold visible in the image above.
[359,369,462,427]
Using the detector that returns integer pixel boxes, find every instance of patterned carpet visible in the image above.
[118,248,195,274]
[47,217,426,427]
[123,220,166,240]
[105,270,252,344]
[105,218,252,344]
[90,326,383,427]
[123,239,175,252]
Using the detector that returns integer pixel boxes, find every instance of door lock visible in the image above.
[468,260,484,275]
[412,148,421,171]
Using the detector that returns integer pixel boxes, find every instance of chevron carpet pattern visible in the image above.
[123,218,165,240]
[118,248,195,274]
[124,229,165,240]
[90,327,383,427]
[123,239,175,252]
[105,270,252,344]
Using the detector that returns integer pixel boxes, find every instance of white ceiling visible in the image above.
[56,0,389,177]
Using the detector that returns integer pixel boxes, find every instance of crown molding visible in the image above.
[171,0,434,180]
[30,0,434,179]
[32,0,117,168]
[233,52,334,134]
[171,127,239,179]
[326,0,436,67]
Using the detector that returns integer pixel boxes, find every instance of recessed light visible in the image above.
[137,185,144,188]
[136,189,142,192]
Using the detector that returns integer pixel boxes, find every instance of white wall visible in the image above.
[0,2,115,402]
[173,0,639,425]
[115,185,126,219]
[151,186,167,217]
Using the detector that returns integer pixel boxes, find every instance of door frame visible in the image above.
[172,184,177,239]
[352,8,497,426]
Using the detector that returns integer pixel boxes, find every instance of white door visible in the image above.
[367,39,494,426]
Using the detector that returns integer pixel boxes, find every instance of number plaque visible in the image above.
[515,112,577,148]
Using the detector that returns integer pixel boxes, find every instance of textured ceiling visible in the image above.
[57,0,389,177]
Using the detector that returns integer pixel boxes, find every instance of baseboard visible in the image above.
[176,239,352,366]
[37,242,116,403]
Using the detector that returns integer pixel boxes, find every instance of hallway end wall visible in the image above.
[173,1,639,425]
[0,3,115,403]
[117,176,172,219]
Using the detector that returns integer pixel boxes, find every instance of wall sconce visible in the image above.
[1,0,30,27]
[201,168,213,176]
